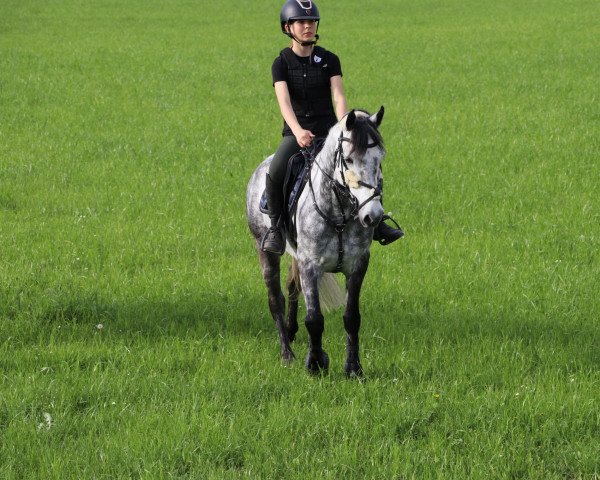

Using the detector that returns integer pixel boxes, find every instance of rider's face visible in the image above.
[287,19,317,41]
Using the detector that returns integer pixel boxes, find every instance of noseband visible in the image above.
[308,131,383,271]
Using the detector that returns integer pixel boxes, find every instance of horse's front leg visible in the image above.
[285,260,300,343]
[299,263,329,374]
[257,243,294,363]
[344,253,370,377]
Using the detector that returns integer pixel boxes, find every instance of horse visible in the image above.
[246,107,386,376]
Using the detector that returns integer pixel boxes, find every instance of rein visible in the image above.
[307,132,382,272]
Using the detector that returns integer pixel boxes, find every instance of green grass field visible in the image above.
[1,0,599,478]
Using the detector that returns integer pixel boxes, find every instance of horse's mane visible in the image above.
[319,110,385,167]
[345,110,385,158]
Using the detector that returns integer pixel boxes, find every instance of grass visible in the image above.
[1,0,599,478]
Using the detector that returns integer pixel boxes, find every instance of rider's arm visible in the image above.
[274,81,315,148]
[330,75,347,121]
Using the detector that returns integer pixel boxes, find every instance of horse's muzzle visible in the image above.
[359,207,384,228]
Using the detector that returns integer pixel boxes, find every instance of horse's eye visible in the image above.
[346,157,354,164]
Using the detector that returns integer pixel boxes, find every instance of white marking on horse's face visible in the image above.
[344,169,361,189]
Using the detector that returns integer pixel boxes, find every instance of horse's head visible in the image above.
[334,107,386,228]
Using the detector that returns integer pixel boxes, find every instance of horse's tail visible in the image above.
[319,273,346,312]
[288,259,346,313]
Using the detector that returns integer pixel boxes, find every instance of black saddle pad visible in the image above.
[259,151,307,218]
[260,140,324,246]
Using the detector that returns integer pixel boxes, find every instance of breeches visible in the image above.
[268,135,301,187]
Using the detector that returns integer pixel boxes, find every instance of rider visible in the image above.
[261,0,404,254]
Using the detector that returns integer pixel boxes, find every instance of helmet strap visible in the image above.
[293,33,319,47]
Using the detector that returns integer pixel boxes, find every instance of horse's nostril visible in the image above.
[364,215,372,226]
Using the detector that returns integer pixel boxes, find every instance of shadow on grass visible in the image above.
[364,303,600,381]
[27,290,270,341]
[13,287,600,376]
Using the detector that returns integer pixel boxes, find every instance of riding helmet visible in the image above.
[280,0,320,34]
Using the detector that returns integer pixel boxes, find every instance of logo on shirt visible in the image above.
[313,55,322,63]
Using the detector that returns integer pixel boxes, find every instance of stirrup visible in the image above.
[376,215,404,246]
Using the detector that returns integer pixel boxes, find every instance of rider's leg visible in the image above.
[373,179,404,245]
[261,136,301,255]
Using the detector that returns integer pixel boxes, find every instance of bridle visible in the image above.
[307,131,382,271]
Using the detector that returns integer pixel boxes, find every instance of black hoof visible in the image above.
[305,350,329,375]
[344,361,364,378]
[281,348,295,365]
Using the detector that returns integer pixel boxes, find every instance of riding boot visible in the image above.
[374,218,404,245]
[261,173,286,255]
[373,179,404,245]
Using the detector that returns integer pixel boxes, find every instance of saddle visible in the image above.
[260,139,325,247]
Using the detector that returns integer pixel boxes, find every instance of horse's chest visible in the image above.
[296,221,371,272]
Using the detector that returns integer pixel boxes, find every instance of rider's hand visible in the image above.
[294,129,315,148]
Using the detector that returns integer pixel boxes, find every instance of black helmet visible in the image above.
[280,0,320,34]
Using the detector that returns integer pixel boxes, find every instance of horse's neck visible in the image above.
[313,144,334,189]
[311,143,348,214]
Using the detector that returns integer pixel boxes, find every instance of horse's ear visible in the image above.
[345,110,356,131]
[370,106,385,128]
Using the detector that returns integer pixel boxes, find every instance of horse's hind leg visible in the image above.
[343,253,370,377]
[299,263,329,374]
[285,259,301,343]
[257,243,295,363]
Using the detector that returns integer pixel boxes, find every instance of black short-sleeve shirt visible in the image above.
[271,48,343,136]
[272,50,342,84]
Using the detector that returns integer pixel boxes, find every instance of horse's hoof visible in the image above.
[344,361,364,379]
[305,350,329,375]
[281,348,295,365]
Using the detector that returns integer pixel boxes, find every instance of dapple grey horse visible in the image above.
[246,108,386,376]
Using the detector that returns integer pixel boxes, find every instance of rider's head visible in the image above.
[280,0,320,46]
